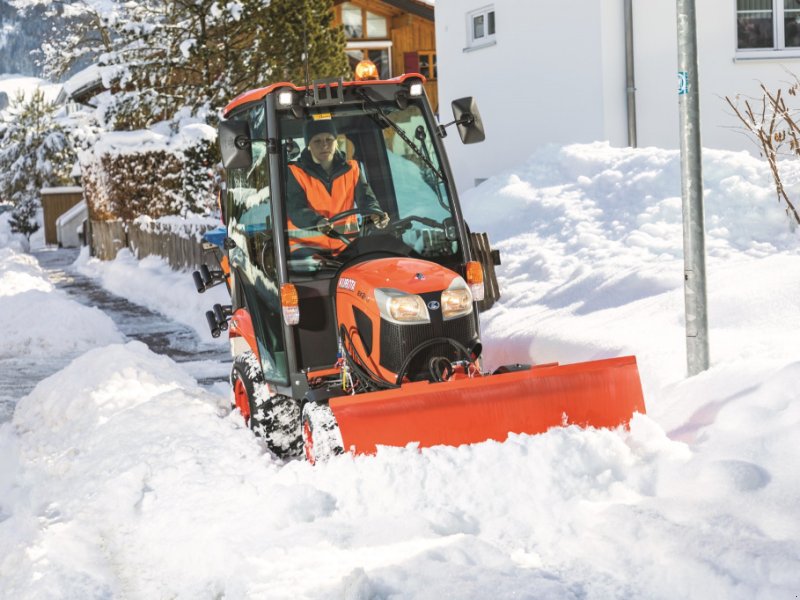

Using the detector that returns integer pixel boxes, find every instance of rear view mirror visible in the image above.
[218,119,253,169]
[451,97,485,144]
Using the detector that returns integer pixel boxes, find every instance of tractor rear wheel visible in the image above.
[301,402,344,464]
[230,352,303,459]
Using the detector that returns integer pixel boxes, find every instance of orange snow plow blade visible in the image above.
[329,356,645,455]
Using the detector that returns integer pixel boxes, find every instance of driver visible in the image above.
[286,118,389,256]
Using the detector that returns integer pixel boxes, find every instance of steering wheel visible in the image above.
[323,207,387,244]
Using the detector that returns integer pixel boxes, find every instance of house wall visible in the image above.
[436,0,621,191]
[390,13,438,110]
[437,0,800,192]
[633,0,797,152]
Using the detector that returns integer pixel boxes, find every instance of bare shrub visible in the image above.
[727,82,800,226]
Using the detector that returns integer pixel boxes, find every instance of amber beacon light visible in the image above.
[354,59,379,81]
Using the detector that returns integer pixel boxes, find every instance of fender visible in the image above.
[229,308,258,357]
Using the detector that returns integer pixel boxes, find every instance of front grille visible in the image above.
[379,312,477,378]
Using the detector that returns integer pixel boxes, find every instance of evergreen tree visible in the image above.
[0,90,77,238]
[259,0,349,83]
[23,0,350,127]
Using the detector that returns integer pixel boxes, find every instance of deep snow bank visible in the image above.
[2,341,798,599]
[461,143,800,384]
[0,247,122,358]
[74,247,230,343]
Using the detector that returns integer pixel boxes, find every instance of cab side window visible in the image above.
[225,104,288,383]
[227,105,273,275]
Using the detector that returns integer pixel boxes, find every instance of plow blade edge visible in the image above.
[329,356,646,455]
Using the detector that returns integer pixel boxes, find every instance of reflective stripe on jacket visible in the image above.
[287,161,360,254]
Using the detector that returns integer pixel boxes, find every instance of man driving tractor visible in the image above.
[285,117,390,257]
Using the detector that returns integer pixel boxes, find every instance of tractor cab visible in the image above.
[279,97,462,276]
[219,74,490,399]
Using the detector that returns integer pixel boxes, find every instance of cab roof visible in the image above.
[223,73,426,118]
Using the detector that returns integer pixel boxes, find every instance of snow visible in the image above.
[81,121,217,159]
[0,225,121,359]
[0,74,62,106]
[2,143,800,598]
[73,246,229,344]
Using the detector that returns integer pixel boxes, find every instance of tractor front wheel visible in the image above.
[230,352,303,459]
[302,402,344,464]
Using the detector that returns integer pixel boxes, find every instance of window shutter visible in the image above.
[404,51,420,74]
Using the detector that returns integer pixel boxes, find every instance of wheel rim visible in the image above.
[303,418,315,464]
[233,378,251,424]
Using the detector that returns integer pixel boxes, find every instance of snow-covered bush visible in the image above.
[81,123,217,220]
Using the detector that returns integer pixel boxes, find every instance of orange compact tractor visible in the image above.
[195,70,645,462]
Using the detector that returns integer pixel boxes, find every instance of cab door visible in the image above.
[225,103,289,385]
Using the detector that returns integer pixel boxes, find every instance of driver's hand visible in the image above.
[316,218,333,234]
[370,212,390,229]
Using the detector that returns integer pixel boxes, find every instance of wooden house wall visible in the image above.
[390,14,437,111]
[332,0,438,111]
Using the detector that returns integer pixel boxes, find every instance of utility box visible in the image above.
[41,187,84,246]
[56,200,88,248]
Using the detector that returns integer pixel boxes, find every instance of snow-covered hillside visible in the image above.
[1,144,799,599]
[0,74,62,106]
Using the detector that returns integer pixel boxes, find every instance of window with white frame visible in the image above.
[737,0,800,50]
[340,2,389,39]
[467,6,496,48]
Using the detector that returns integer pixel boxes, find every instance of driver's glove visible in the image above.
[370,212,390,229]
[316,217,333,234]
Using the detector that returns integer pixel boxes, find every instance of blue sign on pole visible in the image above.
[678,71,689,95]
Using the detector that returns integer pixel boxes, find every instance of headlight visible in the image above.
[441,278,473,320]
[374,288,430,324]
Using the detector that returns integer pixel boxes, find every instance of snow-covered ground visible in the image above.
[1,143,799,599]
[0,74,62,107]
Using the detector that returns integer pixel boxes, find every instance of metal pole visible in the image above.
[676,0,709,375]
[624,0,638,147]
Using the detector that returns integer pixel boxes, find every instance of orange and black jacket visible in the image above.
[286,148,380,253]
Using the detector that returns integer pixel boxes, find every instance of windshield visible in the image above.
[278,100,461,278]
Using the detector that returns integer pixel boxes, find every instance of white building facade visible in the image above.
[435,0,800,191]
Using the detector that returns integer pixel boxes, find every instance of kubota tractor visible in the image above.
[195,71,645,463]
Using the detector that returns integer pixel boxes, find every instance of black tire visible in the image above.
[301,402,344,464]
[230,351,303,459]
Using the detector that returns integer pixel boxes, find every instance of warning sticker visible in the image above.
[338,277,357,291]
[312,113,333,121]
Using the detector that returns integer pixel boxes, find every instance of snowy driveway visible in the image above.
[0,248,228,423]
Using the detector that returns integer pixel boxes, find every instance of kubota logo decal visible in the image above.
[427,300,440,310]
[338,277,356,291]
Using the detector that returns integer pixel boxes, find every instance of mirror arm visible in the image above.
[436,114,474,138]
[234,135,274,149]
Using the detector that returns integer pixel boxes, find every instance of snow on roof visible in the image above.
[58,63,126,104]
[55,199,87,227]
[61,64,103,97]
[40,187,84,195]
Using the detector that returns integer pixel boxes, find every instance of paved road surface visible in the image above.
[0,248,229,423]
